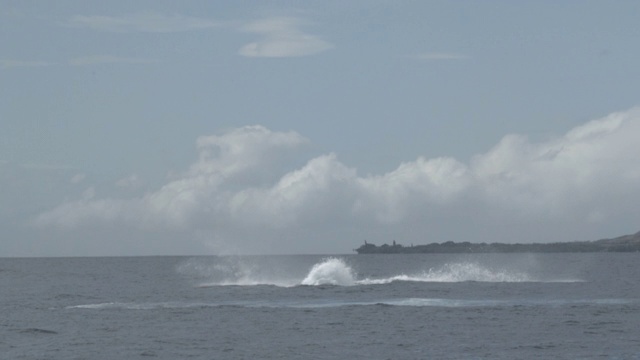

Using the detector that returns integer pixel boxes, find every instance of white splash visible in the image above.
[301,257,356,286]
[179,256,578,288]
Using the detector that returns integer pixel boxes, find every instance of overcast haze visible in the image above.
[2,1,640,256]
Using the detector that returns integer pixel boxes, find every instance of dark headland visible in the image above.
[354,231,640,254]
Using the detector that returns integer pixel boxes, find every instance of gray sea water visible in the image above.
[2,253,640,359]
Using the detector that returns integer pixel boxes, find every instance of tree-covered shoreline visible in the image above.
[354,231,640,254]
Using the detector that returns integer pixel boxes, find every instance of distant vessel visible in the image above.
[355,231,640,254]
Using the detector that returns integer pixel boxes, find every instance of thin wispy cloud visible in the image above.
[70,173,86,184]
[20,162,74,171]
[64,12,332,59]
[239,17,333,58]
[414,52,468,60]
[69,55,159,66]
[0,59,50,69]
[66,12,222,33]
[116,174,143,189]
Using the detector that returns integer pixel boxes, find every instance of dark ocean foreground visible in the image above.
[2,253,640,359]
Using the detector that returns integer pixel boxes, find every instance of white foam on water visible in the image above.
[360,298,634,308]
[66,298,635,310]
[66,302,194,310]
[67,302,151,310]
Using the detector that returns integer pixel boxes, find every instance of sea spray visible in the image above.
[177,256,299,287]
[419,262,531,282]
[301,258,357,286]
[178,256,571,287]
[357,262,532,284]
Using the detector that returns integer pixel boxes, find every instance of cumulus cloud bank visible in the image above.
[35,109,640,254]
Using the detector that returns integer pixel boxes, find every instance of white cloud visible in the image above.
[355,157,471,223]
[34,108,640,254]
[66,12,222,33]
[192,125,308,178]
[471,108,640,218]
[35,125,308,230]
[229,153,357,227]
[239,17,333,58]
[70,55,159,66]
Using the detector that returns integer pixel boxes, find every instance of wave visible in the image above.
[66,298,633,310]
[16,328,58,335]
[182,257,580,288]
[66,302,217,310]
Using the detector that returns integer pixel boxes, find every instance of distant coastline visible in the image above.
[354,231,640,254]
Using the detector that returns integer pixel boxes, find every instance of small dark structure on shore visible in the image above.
[355,231,640,254]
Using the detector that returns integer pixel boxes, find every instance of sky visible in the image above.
[2,1,640,256]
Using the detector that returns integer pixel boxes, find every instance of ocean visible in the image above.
[2,253,640,359]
